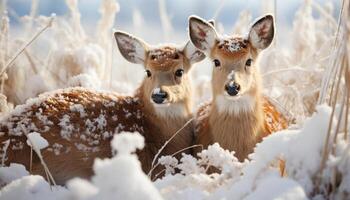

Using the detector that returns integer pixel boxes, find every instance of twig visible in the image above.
[148,118,194,177]
[148,144,203,178]
[158,0,172,41]
[318,54,345,180]
[212,0,226,20]
[0,14,55,78]
[311,1,338,27]
[318,0,346,105]
[21,127,56,186]
[1,139,10,166]
[24,50,39,74]
[262,67,316,78]
[29,146,33,172]
[331,88,346,155]
[345,93,349,141]
[151,169,166,182]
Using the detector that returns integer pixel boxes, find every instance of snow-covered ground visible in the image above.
[1,106,349,200]
[0,0,349,199]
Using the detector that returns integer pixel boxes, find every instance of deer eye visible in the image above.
[213,59,221,67]
[245,58,253,67]
[145,70,152,77]
[175,69,184,77]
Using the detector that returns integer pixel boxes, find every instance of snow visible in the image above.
[218,37,244,52]
[243,177,307,200]
[58,114,74,140]
[67,132,162,200]
[26,132,49,150]
[0,176,68,200]
[0,164,29,187]
[69,104,87,117]
[1,107,350,199]
[111,131,144,155]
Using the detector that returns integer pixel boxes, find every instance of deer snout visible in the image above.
[225,81,241,96]
[151,88,168,104]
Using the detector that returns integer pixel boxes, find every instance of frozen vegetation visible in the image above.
[0,0,350,199]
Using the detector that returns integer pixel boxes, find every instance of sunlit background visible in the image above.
[0,0,343,120]
[4,0,340,44]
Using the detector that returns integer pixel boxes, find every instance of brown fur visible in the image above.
[195,37,287,162]
[189,15,288,162]
[0,42,200,184]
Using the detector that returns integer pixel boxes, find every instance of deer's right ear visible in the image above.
[189,16,218,54]
[114,31,148,64]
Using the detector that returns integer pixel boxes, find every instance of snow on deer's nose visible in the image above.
[225,70,241,96]
[151,87,168,104]
[227,70,235,81]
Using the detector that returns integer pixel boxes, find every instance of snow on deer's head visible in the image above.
[114,31,205,118]
[189,15,274,115]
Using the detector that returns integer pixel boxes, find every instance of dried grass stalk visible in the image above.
[0,15,54,78]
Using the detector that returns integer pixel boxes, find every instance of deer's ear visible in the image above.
[114,31,148,64]
[208,19,215,27]
[183,41,206,64]
[248,15,275,50]
[189,15,218,54]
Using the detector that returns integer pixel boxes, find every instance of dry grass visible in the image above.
[313,0,350,198]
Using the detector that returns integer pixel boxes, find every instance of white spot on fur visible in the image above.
[215,94,255,115]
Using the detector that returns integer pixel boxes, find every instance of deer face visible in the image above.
[189,15,274,114]
[114,31,205,117]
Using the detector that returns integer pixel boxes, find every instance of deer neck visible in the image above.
[209,92,264,161]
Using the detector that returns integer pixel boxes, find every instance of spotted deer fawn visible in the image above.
[0,31,205,184]
[189,15,288,162]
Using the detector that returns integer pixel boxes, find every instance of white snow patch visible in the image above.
[111,131,144,155]
[26,132,49,150]
[70,104,87,117]
[0,163,29,187]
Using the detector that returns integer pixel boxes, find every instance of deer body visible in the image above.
[190,15,288,161]
[0,31,205,184]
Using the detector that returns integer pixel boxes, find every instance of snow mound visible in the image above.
[0,164,29,187]
[1,105,350,199]
[74,132,162,200]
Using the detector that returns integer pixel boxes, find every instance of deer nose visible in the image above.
[151,89,168,104]
[225,81,240,96]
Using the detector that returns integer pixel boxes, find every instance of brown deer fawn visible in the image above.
[0,31,205,184]
[189,15,288,162]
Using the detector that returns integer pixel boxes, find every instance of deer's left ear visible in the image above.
[248,15,275,50]
[114,31,148,64]
[189,15,218,55]
[183,41,206,64]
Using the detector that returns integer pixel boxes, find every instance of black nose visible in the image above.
[225,82,241,96]
[151,90,168,104]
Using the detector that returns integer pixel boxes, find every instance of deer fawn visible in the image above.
[189,15,288,162]
[0,31,205,184]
